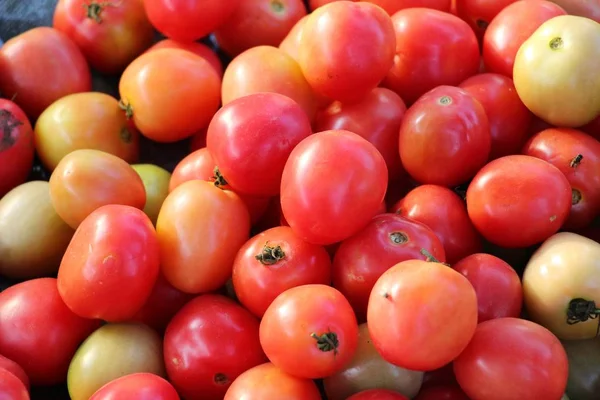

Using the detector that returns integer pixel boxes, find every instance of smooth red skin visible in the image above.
[280,130,388,245]
[399,86,491,187]
[224,362,322,400]
[482,0,567,78]
[459,73,532,160]
[164,294,267,400]
[53,0,154,74]
[309,0,340,10]
[206,92,313,196]
[0,355,29,390]
[260,285,359,379]
[232,226,332,318]
[0,369,29,400]
[466,155,572,248]
[0,99,34,197]
[415,385,470,400]
[454,318,568,400]
[383,9,480,105]
[57,205,160,322]
[332,213,446,322]
[581,115,600,141]
[523,128,600,230]
[0,278,99,386]
[314,87,407,180]
[146,40,223,78]
[0,27,91,119]
[214,0,307,57]
[453,253,522,322]
[347,389,410,400]
[90,373,179,400]
[362,0,451,14]
[455,0,517,41]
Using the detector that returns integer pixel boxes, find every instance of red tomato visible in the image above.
[232,226,332,318]
[415,385,470,400]
[206,92,312,196]
[0,27,91,119]
[522,128,600,230]
[309,0,341,10]
[482,0,567,78]
[280,130,388,245]
[0,99,34,197]
[260,284,359,379]
[466,155,572,248]
[453,318,568,400]
[0,369,28,400]
[0,355,29,390]
[298,1,395,103]
[143,0,240,42]
[363,0,451,15]
[383,9,479,105]
[332,213,446,322]
[455,0,517,41]
[224,362,322,400]
[164,294,267,400]
[279,14,308,61]
[314,87,407,180]
[459,73,532,160]
[453,253,522,322]
[146,39,223,77]
[367,259,478,371]
[399,86,491,187]
[347,389,409,400]
[89,373,179,400]
[0,278,99,385]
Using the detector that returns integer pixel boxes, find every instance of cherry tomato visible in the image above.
[164,294,267,400]
[347,389,409,400]
[362,0,451,15]
[466,155,571,248]
[0,369,28,400]
[367,259,478,371]
[415,385,470,400]
[260,284,359,379]
[0,355,29,390]
[453,318,568,400]
[455,0,517,41]
[89,373,179,400]
[145,39,223,78]
[280,130,388,245]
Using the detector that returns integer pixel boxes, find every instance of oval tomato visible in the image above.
[89,373,178,400]
[145,39,223,78]
[347,389,409,400]
[0,369,29,400]
[455,0,517,41]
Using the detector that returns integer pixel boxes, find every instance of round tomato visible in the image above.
[90,373,178,400]
[347,389,409,400]
[415,385,470,400]
[466,155,571,248]
[455,0,517,41]
[0,369,28,400]
[0,355,29,390]
[363,0,451,15]
[164,294,267,400]
[145,39,223,78]
[453,318,568,400]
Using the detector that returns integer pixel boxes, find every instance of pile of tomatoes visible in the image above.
[0,0,600,399]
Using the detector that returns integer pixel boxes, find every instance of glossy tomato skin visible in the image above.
[145,39,223,78]
[0,355,29,390]
[455,0,517,41]
[414,385,470,400]
[363,0,451,14]
[280,130,388,245]
[399,86,491,187]
[164,294,267,400]
[0,369,29,400]
[260,284,359,379]
[347,389,409,400]
[383,9,479,105]
[466,155,572,248]
[453,318,568,400]
[89,373,179,400]
[332,213,446,322]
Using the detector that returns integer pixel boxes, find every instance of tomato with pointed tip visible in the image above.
[89,373,179,400]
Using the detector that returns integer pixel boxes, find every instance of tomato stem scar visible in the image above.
[255,242,286,265]
[549,37,563,50]
[571,189,582,205]
[118,99,133,119]
[389,231,408,244]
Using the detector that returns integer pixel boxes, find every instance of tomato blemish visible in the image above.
[213,373,230,385]
[0,109,22,152]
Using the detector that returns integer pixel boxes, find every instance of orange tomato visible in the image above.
[145,39,223,78]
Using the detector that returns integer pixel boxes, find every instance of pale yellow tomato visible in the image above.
[131,164,171,225]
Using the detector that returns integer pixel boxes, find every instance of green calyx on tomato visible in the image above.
[311,330,339,355]
[420,248,450,266]
[255,242,285,265]
[211,166,228,187]
[84,1,111,23]
[566,298,600,328]
[118,99,133,119]
[0,109,22,150]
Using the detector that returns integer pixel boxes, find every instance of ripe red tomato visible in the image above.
[164,294,267,400]
[0,369,28,400]
[399,86,491,187]
[347,389,409,400]
[89,373,179,400]
[146,39,223,78]
[455,0,517,41]
[453,318,568,400]
[0,355,29,390]
[280,130,388,245]
[363,0,451,15]
[332,213,446,321]
[0,27,91,119]
[383,9,479,105]
[415,385,470,400]
[367,259,478,371]
[466,155,572,248]
[260,284,359,379]
[0,99,34,198]
[298,1,396,103]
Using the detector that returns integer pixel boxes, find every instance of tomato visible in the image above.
[399,86,491,187]
[455,0,517,41]
[280,130,388,245]
[453,318,568,400]
[0,27,91,119]
[0,278,99,386]
[224,362,321,400]
[53,0,154,74]
[362,0,451,15]
[0,355,29,391]
[298,1,395,103]
[214,0,307,57]
[0,369,28,400]
[383,9,479,105]
[119,48,221,143]
[482,0,567,78]
[458,73,532,160]
[279,15,308,61]
[49,149,146,229]
[415,385,470,400]
[308,0,340,10]
[206,92,312,197]
[367,259,478,371]
[131,164,171,226]
[260,284,358,379]
[347,389,409,400]
[421,363,457,388]
[34,92,140,171]
[164,294,266,399]
[514,15,600,128]
[561,337,600,399]
[332,213,446,321]
[90,373,179,400]
[145,39,223,78]
[0,99,34,198]
[221,46,317,120]
[547,0,600,22]
[314,87,407,180]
